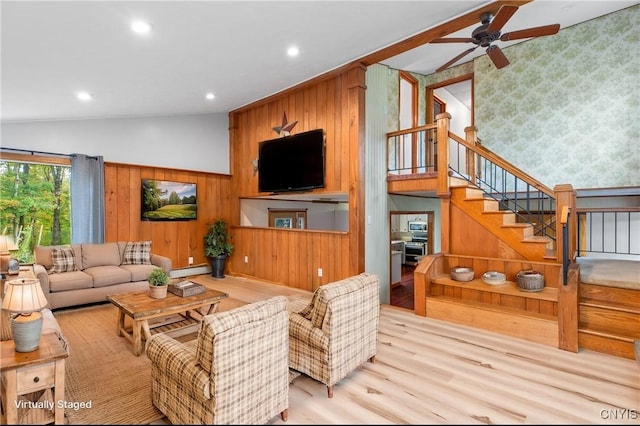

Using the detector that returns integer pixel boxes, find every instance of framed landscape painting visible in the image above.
[141,179,197,221]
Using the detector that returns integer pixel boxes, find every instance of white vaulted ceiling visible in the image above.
[1,1,636,123]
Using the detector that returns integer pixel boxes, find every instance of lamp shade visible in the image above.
[2,278,48,314]
[0,235,18,253]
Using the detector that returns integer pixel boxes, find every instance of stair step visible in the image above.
[579,304,640,339]
[521,235,552,244]
[580,299,640,314]
[578,328,635,343]
[465,197,499,211]
[578,331,636,359]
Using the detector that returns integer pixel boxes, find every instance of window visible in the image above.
[0,154,71,263]
[268,209,307,229]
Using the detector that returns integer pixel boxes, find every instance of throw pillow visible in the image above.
[122,241,152,265]
[49,247,78,274]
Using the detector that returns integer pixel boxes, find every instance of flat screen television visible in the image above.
[141,179,197,221]
[258,129,325,193]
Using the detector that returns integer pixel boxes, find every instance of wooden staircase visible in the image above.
[449,183,555,263]
[578,283,640,359]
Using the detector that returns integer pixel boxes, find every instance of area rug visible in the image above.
[53,295,247,425]
[53,297,300,425]
[54,303,165,425]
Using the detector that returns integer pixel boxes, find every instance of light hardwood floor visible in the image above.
[155,274,639,425]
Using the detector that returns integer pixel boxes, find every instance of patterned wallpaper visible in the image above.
[475,5,639,189]
[384,5,639,190]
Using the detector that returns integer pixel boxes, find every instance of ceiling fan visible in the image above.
[431,5,560,72]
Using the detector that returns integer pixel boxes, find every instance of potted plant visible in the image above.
[204,219,234,278]
[148,267,169,299]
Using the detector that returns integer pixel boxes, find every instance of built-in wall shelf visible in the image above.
[431,275,558,303]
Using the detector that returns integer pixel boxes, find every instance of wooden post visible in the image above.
[436,112,451,197]
[464,126,478,184]
[554,184,577,263]
[558,262,579,352]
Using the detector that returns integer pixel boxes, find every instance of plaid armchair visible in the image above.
[146,296,290,424]
[289,272,380,398]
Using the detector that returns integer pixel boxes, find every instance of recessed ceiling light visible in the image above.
[131,20,152,34]
[287,46,300,57]
[205,92,215,100]
[76,92,93,101]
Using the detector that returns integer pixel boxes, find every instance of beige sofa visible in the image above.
[34,241,172,309]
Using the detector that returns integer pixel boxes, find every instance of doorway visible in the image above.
[389,210,434,310]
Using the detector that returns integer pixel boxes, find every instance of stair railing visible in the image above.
[386,113,577,263]
[438,115,576,263]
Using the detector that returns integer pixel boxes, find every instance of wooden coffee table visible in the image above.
[107,287,228,356]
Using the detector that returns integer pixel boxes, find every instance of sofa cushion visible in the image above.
[48,270,94,292]
[49,247,79,274]
[82,242,121,268]
[122,241,152,265]
[35,244,83,271]
[83,266,132,288]
[120,264,158,282]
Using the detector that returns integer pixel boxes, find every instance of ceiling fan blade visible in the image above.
[486,5,519,34]
[486,45,509,69]
[436,46,478,72]
[500,24,561,41]
[430,37,474,44]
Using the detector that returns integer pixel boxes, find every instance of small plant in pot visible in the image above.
[204,219,234,278]
[148,268,169,299]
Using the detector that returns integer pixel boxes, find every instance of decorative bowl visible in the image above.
[516,270,544,292]
[450,267,474,282]
[481,271,506,285]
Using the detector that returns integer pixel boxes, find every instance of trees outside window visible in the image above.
[0,160,71,263]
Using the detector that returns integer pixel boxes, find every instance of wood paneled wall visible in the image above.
[104,162,232,269]
[229,227,350,291]
[228,64,366,286]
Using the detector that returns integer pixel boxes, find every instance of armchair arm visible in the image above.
[146,334,211,402]
[289,312,328,351]
[150,254,172,274]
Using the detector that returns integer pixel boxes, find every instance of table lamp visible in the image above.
[1,277,49,352]
[0,235,17,279]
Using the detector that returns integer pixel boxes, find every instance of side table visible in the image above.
[0,332,69,425]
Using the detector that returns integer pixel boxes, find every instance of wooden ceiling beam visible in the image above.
[358,0,534,66]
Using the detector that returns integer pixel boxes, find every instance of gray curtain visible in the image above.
[70,154,105,244]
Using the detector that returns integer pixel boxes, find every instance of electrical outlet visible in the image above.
[188,256,193,265]
[317,268,323,277]
[244,255,248,263]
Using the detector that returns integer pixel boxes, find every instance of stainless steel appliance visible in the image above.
[404,241,425,265]
[408,221,427,232]
[404,229,426,266]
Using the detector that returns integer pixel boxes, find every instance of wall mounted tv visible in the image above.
[258,128,326,193]
[141,179,197,221]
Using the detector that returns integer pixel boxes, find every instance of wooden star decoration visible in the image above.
[272,112,298,137]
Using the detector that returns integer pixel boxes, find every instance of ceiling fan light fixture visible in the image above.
[431,5,559,72]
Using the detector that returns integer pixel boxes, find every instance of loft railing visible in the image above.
[577,207,640,259]
[387,124,437,175]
